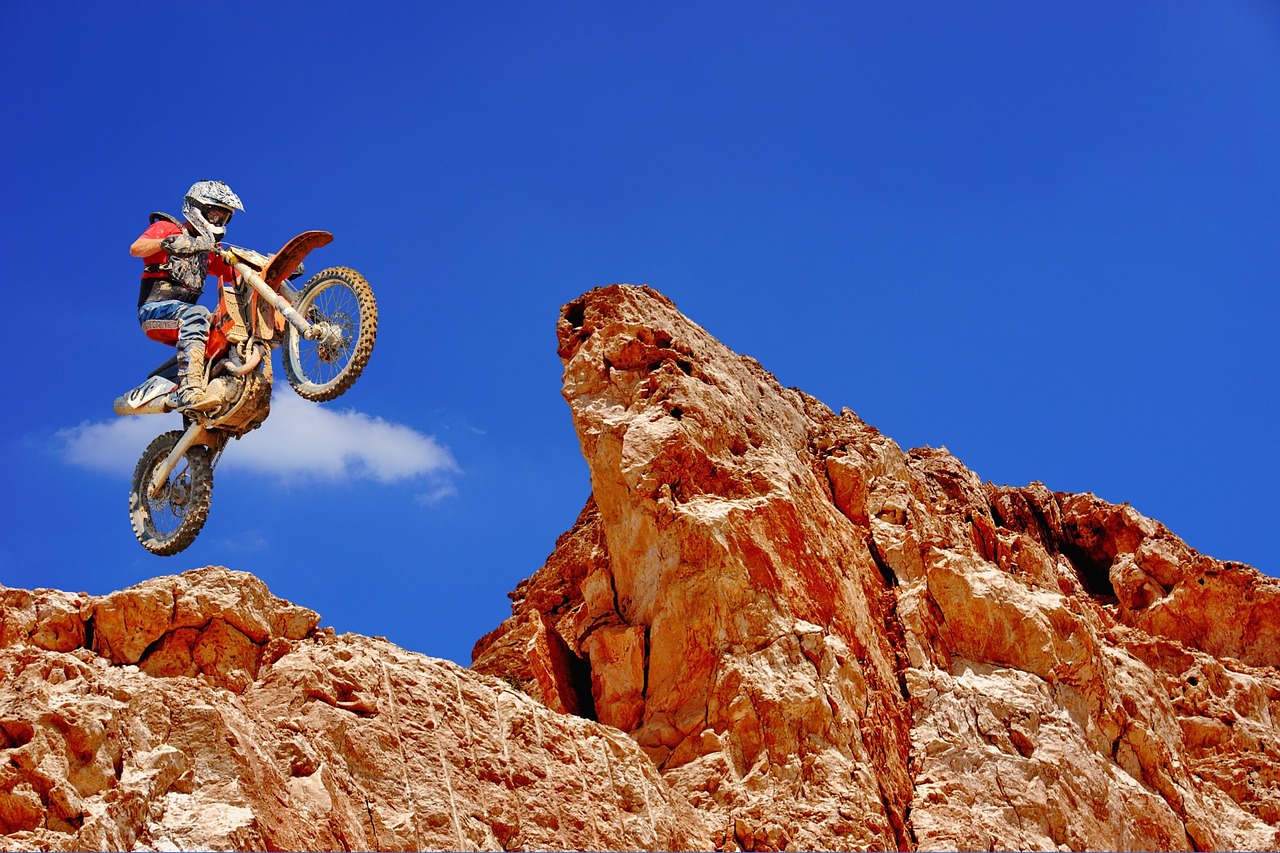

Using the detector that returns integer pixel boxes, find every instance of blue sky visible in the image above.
[2,2,1277,665]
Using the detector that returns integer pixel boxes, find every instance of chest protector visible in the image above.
[138,213,209,307]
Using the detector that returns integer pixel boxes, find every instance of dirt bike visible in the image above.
[114,231,377,556]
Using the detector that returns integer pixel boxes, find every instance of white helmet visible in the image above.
[182,180,244,241]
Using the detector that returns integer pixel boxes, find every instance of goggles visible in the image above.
[204,205,233,227]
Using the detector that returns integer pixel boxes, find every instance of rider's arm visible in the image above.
[129,236,165,258]
[131,221,181,258]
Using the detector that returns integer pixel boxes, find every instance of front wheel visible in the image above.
[129,430,213,556]
[283,266,378,402]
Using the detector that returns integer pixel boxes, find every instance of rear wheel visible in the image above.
[129,430,213,556]
[283,266,378,402]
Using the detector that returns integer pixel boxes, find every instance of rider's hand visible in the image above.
[160,233,216,255]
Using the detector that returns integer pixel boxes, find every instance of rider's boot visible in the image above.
[169,346,219,413]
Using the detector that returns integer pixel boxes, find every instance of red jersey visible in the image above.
[136,220,234,282]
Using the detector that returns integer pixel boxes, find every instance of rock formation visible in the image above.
[0,569,707,851]
[4,284,1279,851]
[473,284,1280,851]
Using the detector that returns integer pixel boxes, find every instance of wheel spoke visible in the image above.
[296,282,360,383]
[283,267,377,402]
[148,463,191,536]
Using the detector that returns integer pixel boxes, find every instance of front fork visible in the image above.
[226,258,318,339]
[148,423,224,499]
[225,256,346,352]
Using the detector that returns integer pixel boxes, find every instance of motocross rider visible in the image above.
[129,181,243,412]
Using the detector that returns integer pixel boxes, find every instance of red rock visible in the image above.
[476,284,1280,851]
[0,567,709,851]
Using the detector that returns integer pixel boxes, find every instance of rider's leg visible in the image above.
[138,300,215,411]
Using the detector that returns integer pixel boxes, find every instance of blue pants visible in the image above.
[138,300,210,354]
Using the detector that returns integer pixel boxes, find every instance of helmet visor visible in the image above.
[204,205,233,227]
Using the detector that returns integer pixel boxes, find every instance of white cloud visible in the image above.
[57,415,181,476]
[55,387,458,491]
[223,391,458,483]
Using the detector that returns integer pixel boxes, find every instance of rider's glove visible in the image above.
[161,233,216,255]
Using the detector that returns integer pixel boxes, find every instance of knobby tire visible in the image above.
[283,266,378,402]
[128,430,213,556]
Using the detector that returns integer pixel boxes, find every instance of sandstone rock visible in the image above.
[475,284,1280,851]
[0,588,87,653]
[0,567,711,851]
[88,568,320,680]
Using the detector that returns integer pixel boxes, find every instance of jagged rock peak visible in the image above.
[474,283,1280,851]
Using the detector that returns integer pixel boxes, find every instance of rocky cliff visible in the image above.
[0,569,704,851]
[4,284,1279,851]
[473,285,1280,851]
